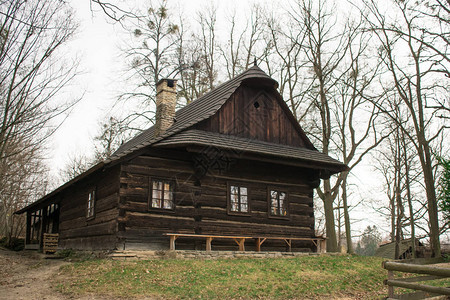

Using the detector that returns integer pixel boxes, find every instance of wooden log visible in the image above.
[385,279,450,296]
[383,261,450,277]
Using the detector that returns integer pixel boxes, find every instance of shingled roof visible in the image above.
[108,65,284,162]
[375,239,423,259]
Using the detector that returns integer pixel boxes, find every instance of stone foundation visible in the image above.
[109,250,336,260]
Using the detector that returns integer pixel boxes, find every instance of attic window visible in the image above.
[86,189,96,219]
[254,101,260,109]
[149,179,174,210]
[167,79,175,87]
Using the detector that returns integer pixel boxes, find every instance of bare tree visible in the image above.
[119,0,179,132]
[93,116,131,161]
[0,0,78,244]
[195,5,218,90]
[219,4,267,79]
[0,0,78,165]
[362,0,449,256]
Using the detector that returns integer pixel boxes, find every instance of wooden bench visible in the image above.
[164,234,252,252]
[254,237,325,252]
[164,233,325,253]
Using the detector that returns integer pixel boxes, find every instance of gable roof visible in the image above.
[109,65,291,162]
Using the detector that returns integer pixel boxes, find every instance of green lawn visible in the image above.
[55,254,389,299]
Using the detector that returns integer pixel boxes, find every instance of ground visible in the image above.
[0,248,384,300]
[0,247,113,300]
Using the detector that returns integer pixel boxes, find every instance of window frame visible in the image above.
[267,187,290,219]
[148,177,176,211]
[86,188,96,220]
[227,182,251,216]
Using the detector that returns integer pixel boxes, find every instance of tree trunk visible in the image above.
[403,132,416,259]
[422,147,441,257]
[342,173,353,254]
[323,178,338,252]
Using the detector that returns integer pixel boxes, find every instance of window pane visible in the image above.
[241,204,248,212]
[231,186,238,195]
[164,182,171,191]
[240,187,247,196]
[153,190,162,200]
[279,199,284,215]
[241,195,247,204]
[279,192,286,200]
[271,206,277,215]
[164,200,173,209]
[230,194,238,203]
[153,181,159,190]
[231,203,238,212]
[152,199,161,208]
[271,190,277,200]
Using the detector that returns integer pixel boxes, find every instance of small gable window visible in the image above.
[229,184,249,214]
[87,189,95,219]
[150,179,174,210]
[269,189,288,217]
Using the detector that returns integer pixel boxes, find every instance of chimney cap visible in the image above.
[156,78,178,87]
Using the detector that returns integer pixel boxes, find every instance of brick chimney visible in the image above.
[154,78,177,137]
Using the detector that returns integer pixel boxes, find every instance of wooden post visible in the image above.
[387,270,394,298]
[39,208,47,251]
[25,211,31,245]
[206,237,212,252]
[169,235,178,250]
[256,238,261,252]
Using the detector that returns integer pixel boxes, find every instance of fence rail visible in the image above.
[382,259,450,299]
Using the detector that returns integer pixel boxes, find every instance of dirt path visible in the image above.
[0,248,71,300]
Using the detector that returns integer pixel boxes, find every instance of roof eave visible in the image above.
[15,161,106,214]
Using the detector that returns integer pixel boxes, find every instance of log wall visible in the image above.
[119,148,316,252]
[58,165,120,250]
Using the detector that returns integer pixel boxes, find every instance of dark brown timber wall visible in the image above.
[58,165,120,250]
[118,148,316,252]
[196,84,306,148]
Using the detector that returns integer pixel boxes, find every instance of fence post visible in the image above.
[387,269,394,298]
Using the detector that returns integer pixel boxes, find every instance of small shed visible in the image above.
[375,239,425,260]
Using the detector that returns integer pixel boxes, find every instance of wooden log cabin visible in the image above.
[15,65,347,252]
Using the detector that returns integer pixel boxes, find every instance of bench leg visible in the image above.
[206,237,212,252]
[284,239,292,252]
[239,238,245,252]
[170,235,178,250]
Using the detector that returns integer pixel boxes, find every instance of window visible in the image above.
[150,179,174,210]
[269,189,288,217]
[229,185,249,213]
[87,189,95,218]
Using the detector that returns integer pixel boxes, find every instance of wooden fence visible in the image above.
[383,259,450,299]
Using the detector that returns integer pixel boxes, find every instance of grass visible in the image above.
[55,254,389,299]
